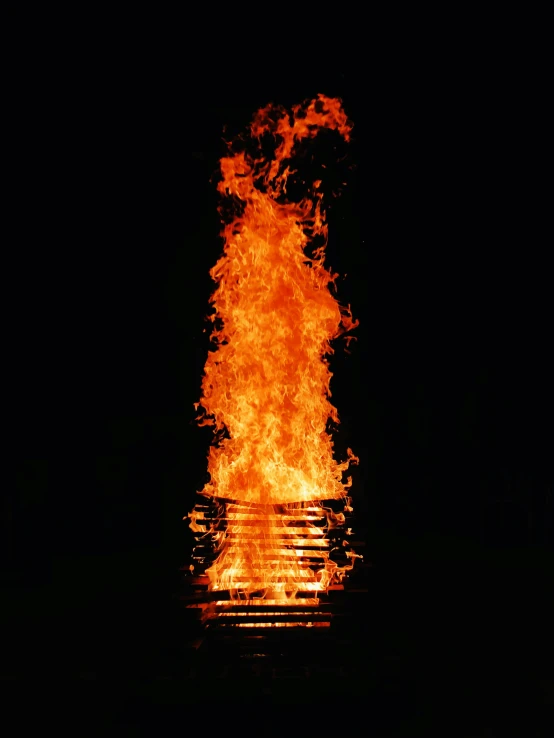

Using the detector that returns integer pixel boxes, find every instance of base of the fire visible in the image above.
[183,496,363,630]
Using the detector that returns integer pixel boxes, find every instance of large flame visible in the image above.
[192,94,359,602]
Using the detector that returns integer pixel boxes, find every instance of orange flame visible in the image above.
[192,94,359,602]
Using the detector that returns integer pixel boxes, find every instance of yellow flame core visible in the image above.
[194,95,359,600]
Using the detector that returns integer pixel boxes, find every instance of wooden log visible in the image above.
[209,613,333,627]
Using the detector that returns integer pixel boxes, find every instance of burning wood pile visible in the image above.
[184,496,364,629]
[184,95,363,631]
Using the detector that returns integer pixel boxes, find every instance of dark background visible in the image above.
[5,39,553,732]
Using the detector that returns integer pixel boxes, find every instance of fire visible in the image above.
[188,94,360,611]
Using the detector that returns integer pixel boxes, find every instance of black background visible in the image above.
[5,34,553,732]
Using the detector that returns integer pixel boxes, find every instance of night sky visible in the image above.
[7,51,553,726]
